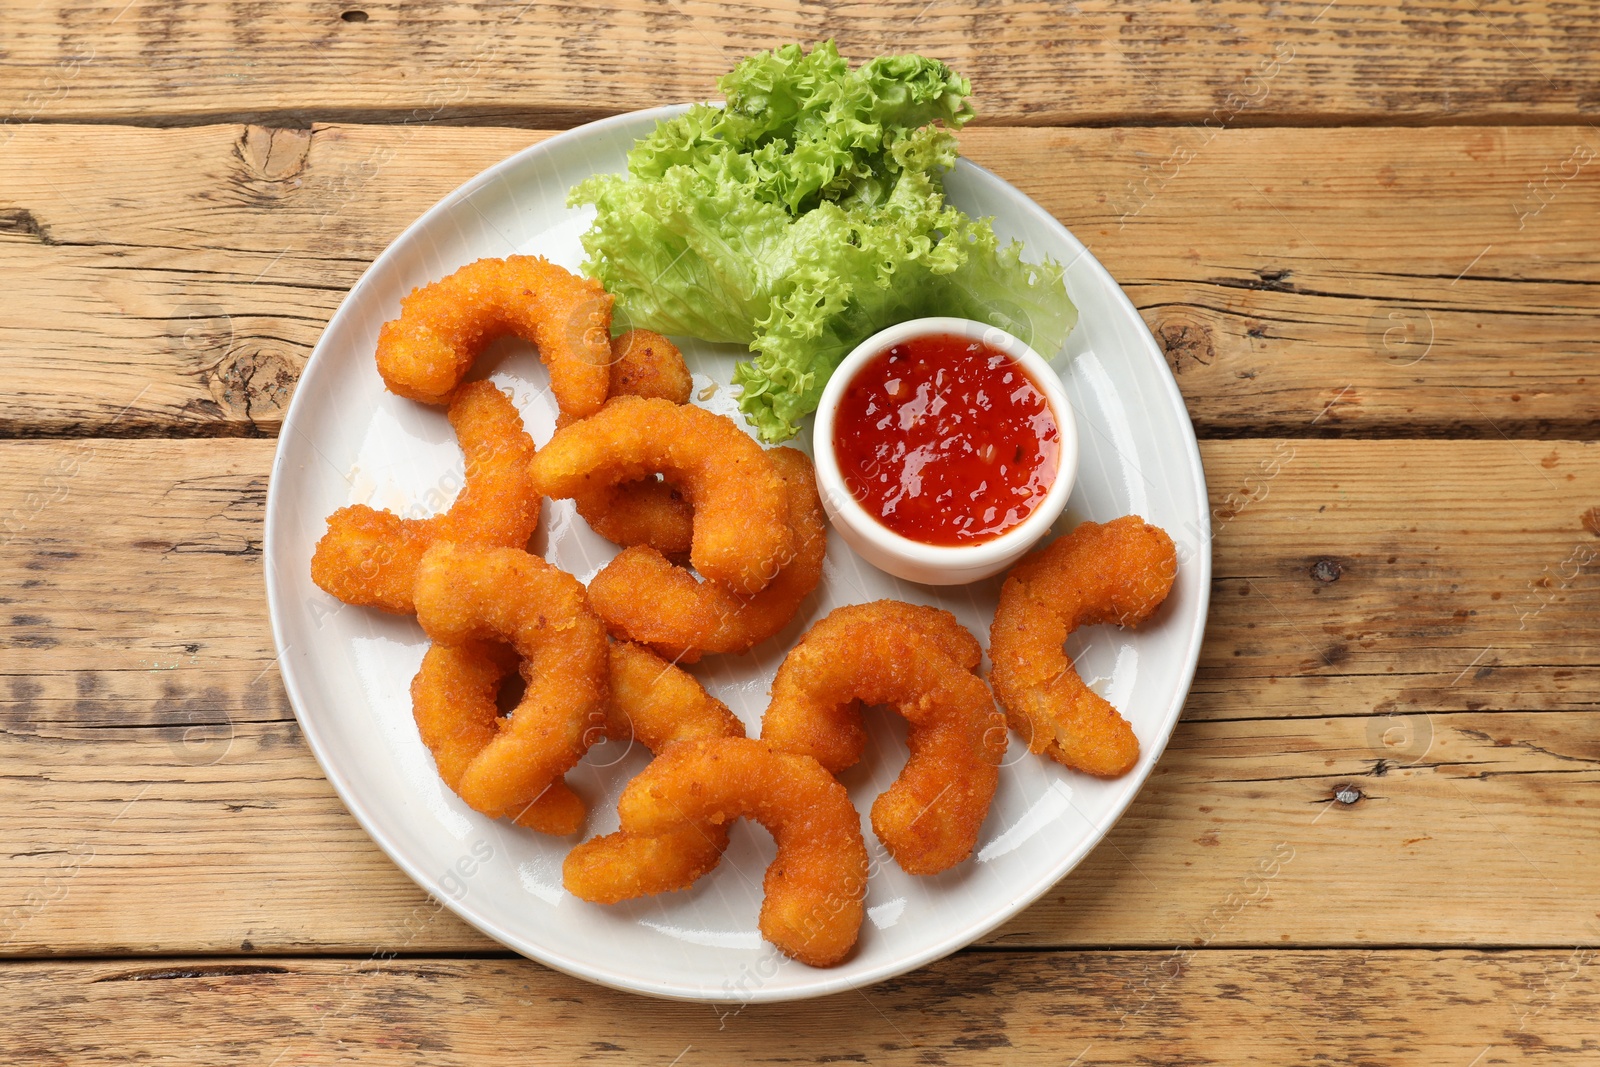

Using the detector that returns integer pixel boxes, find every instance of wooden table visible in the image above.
[5,3,1598,1062]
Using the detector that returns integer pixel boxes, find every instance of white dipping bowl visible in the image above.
[811,316,1078,586]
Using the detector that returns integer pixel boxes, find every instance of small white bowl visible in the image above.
[811,316,1078,586]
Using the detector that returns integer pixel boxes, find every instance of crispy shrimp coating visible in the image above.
[563,642,745,903]
[606,329,693,406]
[375,255,612,413]
[586,448,825,662]
[411,641,587,834]
[574,476,694,556]
[531,396,792,594]
[616,737,869,967]
[762,602,1005,875]
[412,543,609,820]
[988,515,1177,778]
[601,641,745,753]
[568,329,696,555]
[310,381,538,615]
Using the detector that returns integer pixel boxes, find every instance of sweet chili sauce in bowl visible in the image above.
[812,318,1078,586]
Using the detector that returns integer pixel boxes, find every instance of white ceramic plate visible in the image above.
[264,106,1211,1003]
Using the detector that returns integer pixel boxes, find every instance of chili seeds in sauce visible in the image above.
[832,333,1060,546]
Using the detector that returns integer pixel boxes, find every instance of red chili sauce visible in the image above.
[832,333,1060,546]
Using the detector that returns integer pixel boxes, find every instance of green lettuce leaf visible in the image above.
[570,40,1076,441]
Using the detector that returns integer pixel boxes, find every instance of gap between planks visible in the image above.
[4,123,1597,439]
[8,950,1599,1066]
[20,109,1600,132]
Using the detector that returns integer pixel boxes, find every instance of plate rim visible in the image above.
[263,104,1212,1003]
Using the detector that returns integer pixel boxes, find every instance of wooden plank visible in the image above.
[4,438,1597,728]
[5,1,1599,127]
[5,710,1598,956]
[9,951,1600,1064]
[3,123,1596,437]
[3,438,1598,955]
[1193,437,1600,717]
[998,125,1600,439]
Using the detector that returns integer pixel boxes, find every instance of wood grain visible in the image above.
[3,123,1596,438]
[12,951,1600,1064]
[5,1,1599,127]
[6,3,1594,1054]
[6,709,1597,956]
[3,438,1597,955]
[4,438,1596,728]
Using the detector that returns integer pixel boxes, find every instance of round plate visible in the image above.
[264,105,1211,1003]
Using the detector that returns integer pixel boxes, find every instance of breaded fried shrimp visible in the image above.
[573,478,695,556]
[412,543,609,820]
[563,643,745,903]
[586,448,825,661]
[988,515,1177,777]
[531,396,792,594]
[567,329,696,554]
[376,255,612,414]
[616,737,869,967]
[762,602,1005,875]
[606,329,693,405]
[310,381,538,615]
[410,640,587,834]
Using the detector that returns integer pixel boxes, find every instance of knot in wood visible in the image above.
[1155,316,1214,374]
[1310,558,1343,583]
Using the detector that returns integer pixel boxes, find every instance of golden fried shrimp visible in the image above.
[375,255,612,413]
[531,396,792,594]
[412,543,609,820]
[567,330,696,555]
[574,478,694,556]
[410,641,587,834]
[310,381,539,615]
[602,641,745,748]
[606,329,693,405]
[988,515,1177,778]
[761,602,1005,875]
[563,642,745,903]
[616,737,869,967]
[586,448,825,662]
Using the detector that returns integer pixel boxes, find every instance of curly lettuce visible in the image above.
[570,40,1076,441]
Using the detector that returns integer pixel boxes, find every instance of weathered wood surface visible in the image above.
[5,1,1599,127]
[3,438,1597,955]
[6,0,1596,1054]
[11,951,1600,1064]
[5,438,1595,727]
[6,708,1597,956]
[3,123,1598,437]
